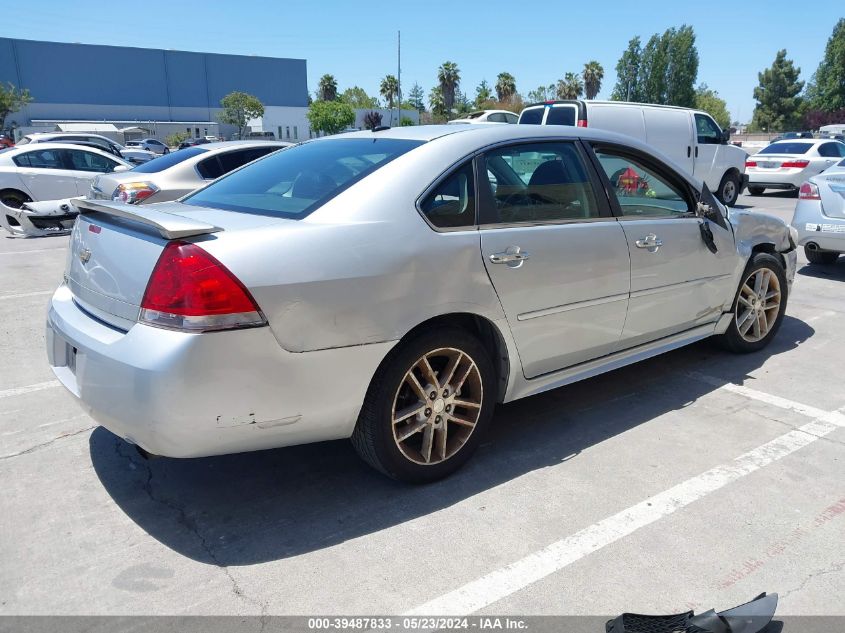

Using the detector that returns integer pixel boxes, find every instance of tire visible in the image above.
[717,172,741,206]
[716,252,788,353]
[0,189,32,209]
[805,247,839,265]
[748,186,765,196]
[351,327,496,483]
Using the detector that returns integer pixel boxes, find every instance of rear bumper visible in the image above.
[791,200,845,252]
[46,284,395,458]
[746,171,805,189]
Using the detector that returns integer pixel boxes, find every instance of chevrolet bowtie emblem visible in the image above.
[79,248,92,264]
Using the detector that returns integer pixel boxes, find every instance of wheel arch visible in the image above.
[395,312,512,403]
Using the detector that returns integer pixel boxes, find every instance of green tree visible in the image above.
[611,37,642,101]
[437,61,461,118]
[527,84,555,103]
[582,61,604,100]
[751,49,804,132]
[307,100,355,135]
[399,117,415,127]
[379,75,399,109]
[694,84,731,129]
[556,72,583,100]
[407,82,425,112]
[340,86,378,109]
[638,32,670,103]
[475,80,492,107]
[0,82,33,131]
[665,25,698,107]
[218,91,264,139]
[317,74,338,101]
[806,18,845,111]
[495,72,517,103]
[428,86,446,118]
[165,131,190,147]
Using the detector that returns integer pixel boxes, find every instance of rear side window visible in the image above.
[419,161,476,229]
[196,146,281,180]
[132,147,208,173]
[183,138,423,219]
[759,143,811,155]
[818,143,845,158]
[13,149,65,169]
[545,106,576,126]
[481,142,600,223]
[519,107,544,125]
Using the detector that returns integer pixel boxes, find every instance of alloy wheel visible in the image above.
[391,347,483,465]
[735,268,782,343]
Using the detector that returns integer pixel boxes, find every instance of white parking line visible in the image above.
[404,377,844,616]
[0,290,53,301]
[0,381,61,399]
[0,248,66,255]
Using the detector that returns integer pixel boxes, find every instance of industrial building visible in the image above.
[0,37,313,142]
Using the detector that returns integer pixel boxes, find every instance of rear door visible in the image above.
[477,140,630,378]
[12,148,78,200]
[588,143,736,347]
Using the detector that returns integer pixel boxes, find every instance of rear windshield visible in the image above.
[546,106,577,126]
[759,142,812,155]
[130,146,208,173]
[182,137,424,219]
[519,108,544,125]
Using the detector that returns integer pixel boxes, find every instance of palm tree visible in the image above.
[582,61,604,100]
[495,72,516,103]
[317,74,337,101]
[437,61,460,119]
[380,74,399,124]
[556,72,584,100]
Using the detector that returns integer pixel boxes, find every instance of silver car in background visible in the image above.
[88,141,291,204]
[46,125,796,482]
[791,157,845,265]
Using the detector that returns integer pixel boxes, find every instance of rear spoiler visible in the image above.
[70,198,222,240]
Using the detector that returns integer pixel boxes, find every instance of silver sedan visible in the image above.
[46,125,797,482]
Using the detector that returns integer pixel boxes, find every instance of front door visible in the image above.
[478,141,631,379]
[693,113,724,191]
[590,145,737,347]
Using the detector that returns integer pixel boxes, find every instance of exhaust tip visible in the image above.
[806,242,819,251]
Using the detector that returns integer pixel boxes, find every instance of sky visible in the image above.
[5,1,843,123]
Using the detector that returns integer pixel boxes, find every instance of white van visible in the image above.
[518,100,748,206]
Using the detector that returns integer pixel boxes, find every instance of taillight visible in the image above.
[782,160,809,168]
[113,181,159,204]
[745,160,757,168]
[799,182,821,200]
[577,119,588,127]
[140,242,266,332]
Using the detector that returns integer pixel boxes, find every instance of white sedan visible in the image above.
[746,139,845,195]
[0,143,131,208]
[791,157,845,265]
[447,110,518,124]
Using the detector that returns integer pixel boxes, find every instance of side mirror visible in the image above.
[112,164,130,173]
[696,184,728,230]
[720,129,730,145]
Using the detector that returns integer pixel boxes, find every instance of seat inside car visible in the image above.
[525,159,590,220]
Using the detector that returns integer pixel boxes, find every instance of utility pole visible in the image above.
[397,30,401,126]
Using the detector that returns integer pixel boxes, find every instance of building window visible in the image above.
[195,127,200,138]
[186,127,191,135]
[278,126,282,140]
[294,126,298,140]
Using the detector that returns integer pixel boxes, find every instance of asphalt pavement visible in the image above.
[1,191,843,621]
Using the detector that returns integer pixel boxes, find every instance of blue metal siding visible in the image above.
[0,38,307,109]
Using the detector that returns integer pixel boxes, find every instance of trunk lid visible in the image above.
[817,173,845,219]
[65,199,288,328]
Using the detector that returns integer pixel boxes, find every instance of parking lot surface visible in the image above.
[1,191,843,618]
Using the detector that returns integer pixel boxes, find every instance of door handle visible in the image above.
[490,246,530,265]
[635,234,663,250]
[687,146,691,158]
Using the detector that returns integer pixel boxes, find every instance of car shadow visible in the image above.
[796,261,845,281]
[90,315,814,566]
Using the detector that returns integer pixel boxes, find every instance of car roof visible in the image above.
[196,140,293,152]
[5,142,132,162]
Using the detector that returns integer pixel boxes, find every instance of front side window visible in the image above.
[13,149,65,169]
[695,114,722,145]
[505,113,518,124]
[481,142,600,223]
[419,161,476,229]
[594,149,692,217]
[487,113,507,123]
[183,138,423,219]
[66,149,118,173]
